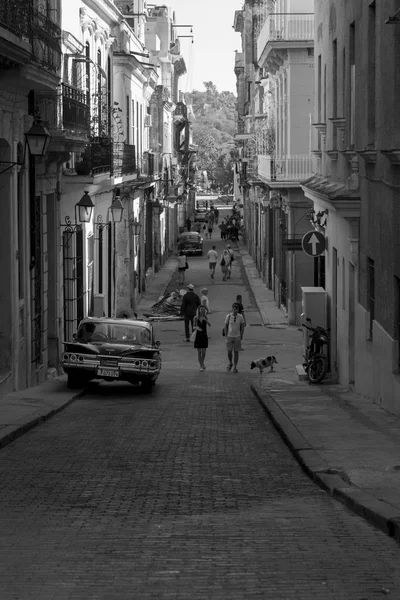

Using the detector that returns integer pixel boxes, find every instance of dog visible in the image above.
[250,356,278,374]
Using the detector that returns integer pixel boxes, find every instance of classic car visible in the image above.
[177,231,203,255]
[193,207,207,222]
[62,317,162,393]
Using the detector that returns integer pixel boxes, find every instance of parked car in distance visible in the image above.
[194,207,207,222]
[62,317,162,393]
[177,231,203,255]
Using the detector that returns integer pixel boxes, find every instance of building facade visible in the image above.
[0,0,193,397]
[302,0,400,414]
[234,0,315,325]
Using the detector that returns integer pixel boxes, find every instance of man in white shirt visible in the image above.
[206,245,218,278]
[223,303,245,373]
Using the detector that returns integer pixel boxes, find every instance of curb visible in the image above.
[0,389,85,451]
[251,382,400,544]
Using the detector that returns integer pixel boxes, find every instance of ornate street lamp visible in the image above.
[76,191,94,223]
[25,120,51,157]
[109,196,124,223]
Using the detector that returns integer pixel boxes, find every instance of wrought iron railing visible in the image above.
[0,1,61,73]
[90,140,137,176]
[35,84,90,136]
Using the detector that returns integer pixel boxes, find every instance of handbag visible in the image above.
[190,329,197,343]
[222,314,230,337]
[221,257,225,266]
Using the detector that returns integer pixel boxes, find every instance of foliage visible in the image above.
[189,82,237,190]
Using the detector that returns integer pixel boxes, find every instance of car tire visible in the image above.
[67,371,87,389]
[141,379,153,394]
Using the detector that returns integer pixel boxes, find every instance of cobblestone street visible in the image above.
[0,233,399,599]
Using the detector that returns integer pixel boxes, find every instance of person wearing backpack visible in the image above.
[223,302,245,373]
[220,249,231,281]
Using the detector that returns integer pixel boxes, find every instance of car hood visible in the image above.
[63,341,158,356]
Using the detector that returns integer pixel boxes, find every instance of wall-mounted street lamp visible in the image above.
[125,218,142,236]
[76,191,94,223]
[0,120,51,175]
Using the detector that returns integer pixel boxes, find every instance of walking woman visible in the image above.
[220,248,231,281]
[177,251,188,285]
[193,305,211,371]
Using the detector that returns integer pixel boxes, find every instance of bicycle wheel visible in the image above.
[308,354,328,383]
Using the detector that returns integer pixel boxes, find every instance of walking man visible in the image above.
[207,245,218,278]
[180,284,201,342]
[223,302,245,373]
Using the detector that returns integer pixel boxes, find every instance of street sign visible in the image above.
[283,238,303,251]
[302,230,326,257]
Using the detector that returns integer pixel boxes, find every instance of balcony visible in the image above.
[257,13,313,65]
[258,154,312,183]
[35,84,90,144]
[90,140,137,177]
[0,1,61,73]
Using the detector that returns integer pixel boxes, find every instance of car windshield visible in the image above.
[76,322,152,345]
[181,234,199,240]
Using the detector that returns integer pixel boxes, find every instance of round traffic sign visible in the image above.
[302,230,326,257]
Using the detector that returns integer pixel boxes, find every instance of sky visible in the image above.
[163,0,241,95]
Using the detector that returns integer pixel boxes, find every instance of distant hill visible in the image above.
[189,81,238,191]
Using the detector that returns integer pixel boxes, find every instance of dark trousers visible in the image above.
[184,315,194,339]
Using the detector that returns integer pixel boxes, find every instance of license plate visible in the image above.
[97,367,120,378]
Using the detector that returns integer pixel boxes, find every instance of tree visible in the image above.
[189,82,237,189]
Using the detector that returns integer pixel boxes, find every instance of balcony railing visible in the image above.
[0,1,61,73]
[90,140,137,176]
[258,154,312,182]
[35,84,90,136]
[257,13,313,63]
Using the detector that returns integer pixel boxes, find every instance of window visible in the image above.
[367,258,375,339]
[126,95,130,143]
[349,22,355,148]
[332,39,337,119]
[317,54,322,122]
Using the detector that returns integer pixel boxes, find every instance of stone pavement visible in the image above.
[1,237,400,546]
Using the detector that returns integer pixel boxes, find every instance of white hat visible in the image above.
[187,284,195,290]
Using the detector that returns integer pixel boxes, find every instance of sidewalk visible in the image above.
[1,242,400,545]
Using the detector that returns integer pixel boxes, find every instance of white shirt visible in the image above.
[201,295,210,313]
[207,249,218,263]
[177,255,187,268]
[225,312,244,338]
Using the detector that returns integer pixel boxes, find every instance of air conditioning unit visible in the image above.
[93,294,106,317]
[144,114,152,127]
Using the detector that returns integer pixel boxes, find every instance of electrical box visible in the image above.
[301,286,327,352]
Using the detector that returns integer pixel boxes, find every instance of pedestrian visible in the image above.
[201,287,211,314]
[193,305,211,371]
[207,220,213,239]
[226,244,234,279]
[219,222,227,240]
[220,249,231,281]
[180,284,201,342]
[214,207,219,224]
[186,217,192,232]
[235,294,247,349]
[223,302,245,373]
[177,251,188,285]
[207,245,218,278]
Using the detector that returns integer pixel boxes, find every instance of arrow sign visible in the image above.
[302,230,326,257]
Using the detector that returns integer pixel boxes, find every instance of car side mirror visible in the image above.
[306,317,311,323]
[155,341,161,348]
